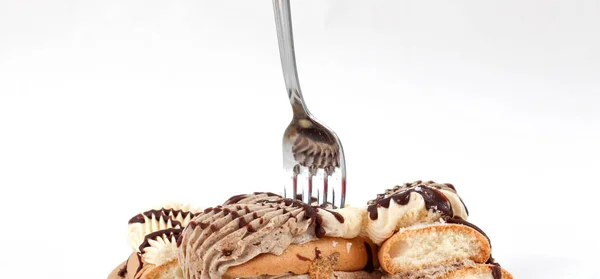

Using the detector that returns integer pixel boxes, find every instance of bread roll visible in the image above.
[378,224,490,274]
[225,237,376,278]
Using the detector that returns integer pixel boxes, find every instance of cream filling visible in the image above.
[141,233,179,266]
[364,190,469,245]
[365,192,429,245]
[127,202,201,252]
[319,206,364,239]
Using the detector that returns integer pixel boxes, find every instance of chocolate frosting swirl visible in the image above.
[177,194,353,279]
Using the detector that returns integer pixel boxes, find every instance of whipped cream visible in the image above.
[127,202,201,252]
[139,228,182,266]
[365,181,469,245]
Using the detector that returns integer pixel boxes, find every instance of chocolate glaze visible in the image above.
[367,182,501,269]
[246,224,257,233]
[363,242,375,272]
[321,208,345,223]
[225,194,248,205]
[314,247,322,259]
[117,262,127,277]
[176,235,183,248]
[367,184,453,220]
[128,214,145,224]
[277,198,331,238]
[223,249,233,256]
[128,208,196,224]
[296,254,311,261]
[314,214,326,238]
[490,264,502,279]
[135,252,143,276]
[238,217,248,228]
[138,228,182,254]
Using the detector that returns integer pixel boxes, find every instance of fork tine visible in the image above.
[322,172,329,207]
[332,187,336,208]
[293,164,300,200]
[304,171,313,205]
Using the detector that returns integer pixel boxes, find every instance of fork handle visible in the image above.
[273,0,309,118]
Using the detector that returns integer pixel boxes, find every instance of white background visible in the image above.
[1,0,599,278]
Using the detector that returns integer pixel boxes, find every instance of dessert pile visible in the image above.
[108,181,512,279]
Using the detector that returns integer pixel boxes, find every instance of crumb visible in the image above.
[309,252,340,279]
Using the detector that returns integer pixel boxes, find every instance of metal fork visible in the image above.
[273,0,346,208]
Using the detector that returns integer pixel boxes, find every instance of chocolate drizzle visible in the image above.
[138,228,182,254]
[176,234,183,248]
[367,182,454,220]
[321,208,345,223]
[490,264,502,279]
[225,194,247,205]
[128,208,196,224]
[135,252,143,276]
[296,254,311,261]
[219,194,347,239]
[314,247,322,259]
[179,194,345,279]
[246,224,257,233]
[263,198,330,238]
[366,181,502,269]
[117,262,127,277]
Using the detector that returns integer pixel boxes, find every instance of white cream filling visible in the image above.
[127,202,201,252]
[319,206,364,239]
[141,232,179,266]
[365,190,469,245]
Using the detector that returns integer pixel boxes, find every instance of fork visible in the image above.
[273,0,347,208]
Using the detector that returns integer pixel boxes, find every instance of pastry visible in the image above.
[108,181,513,279]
